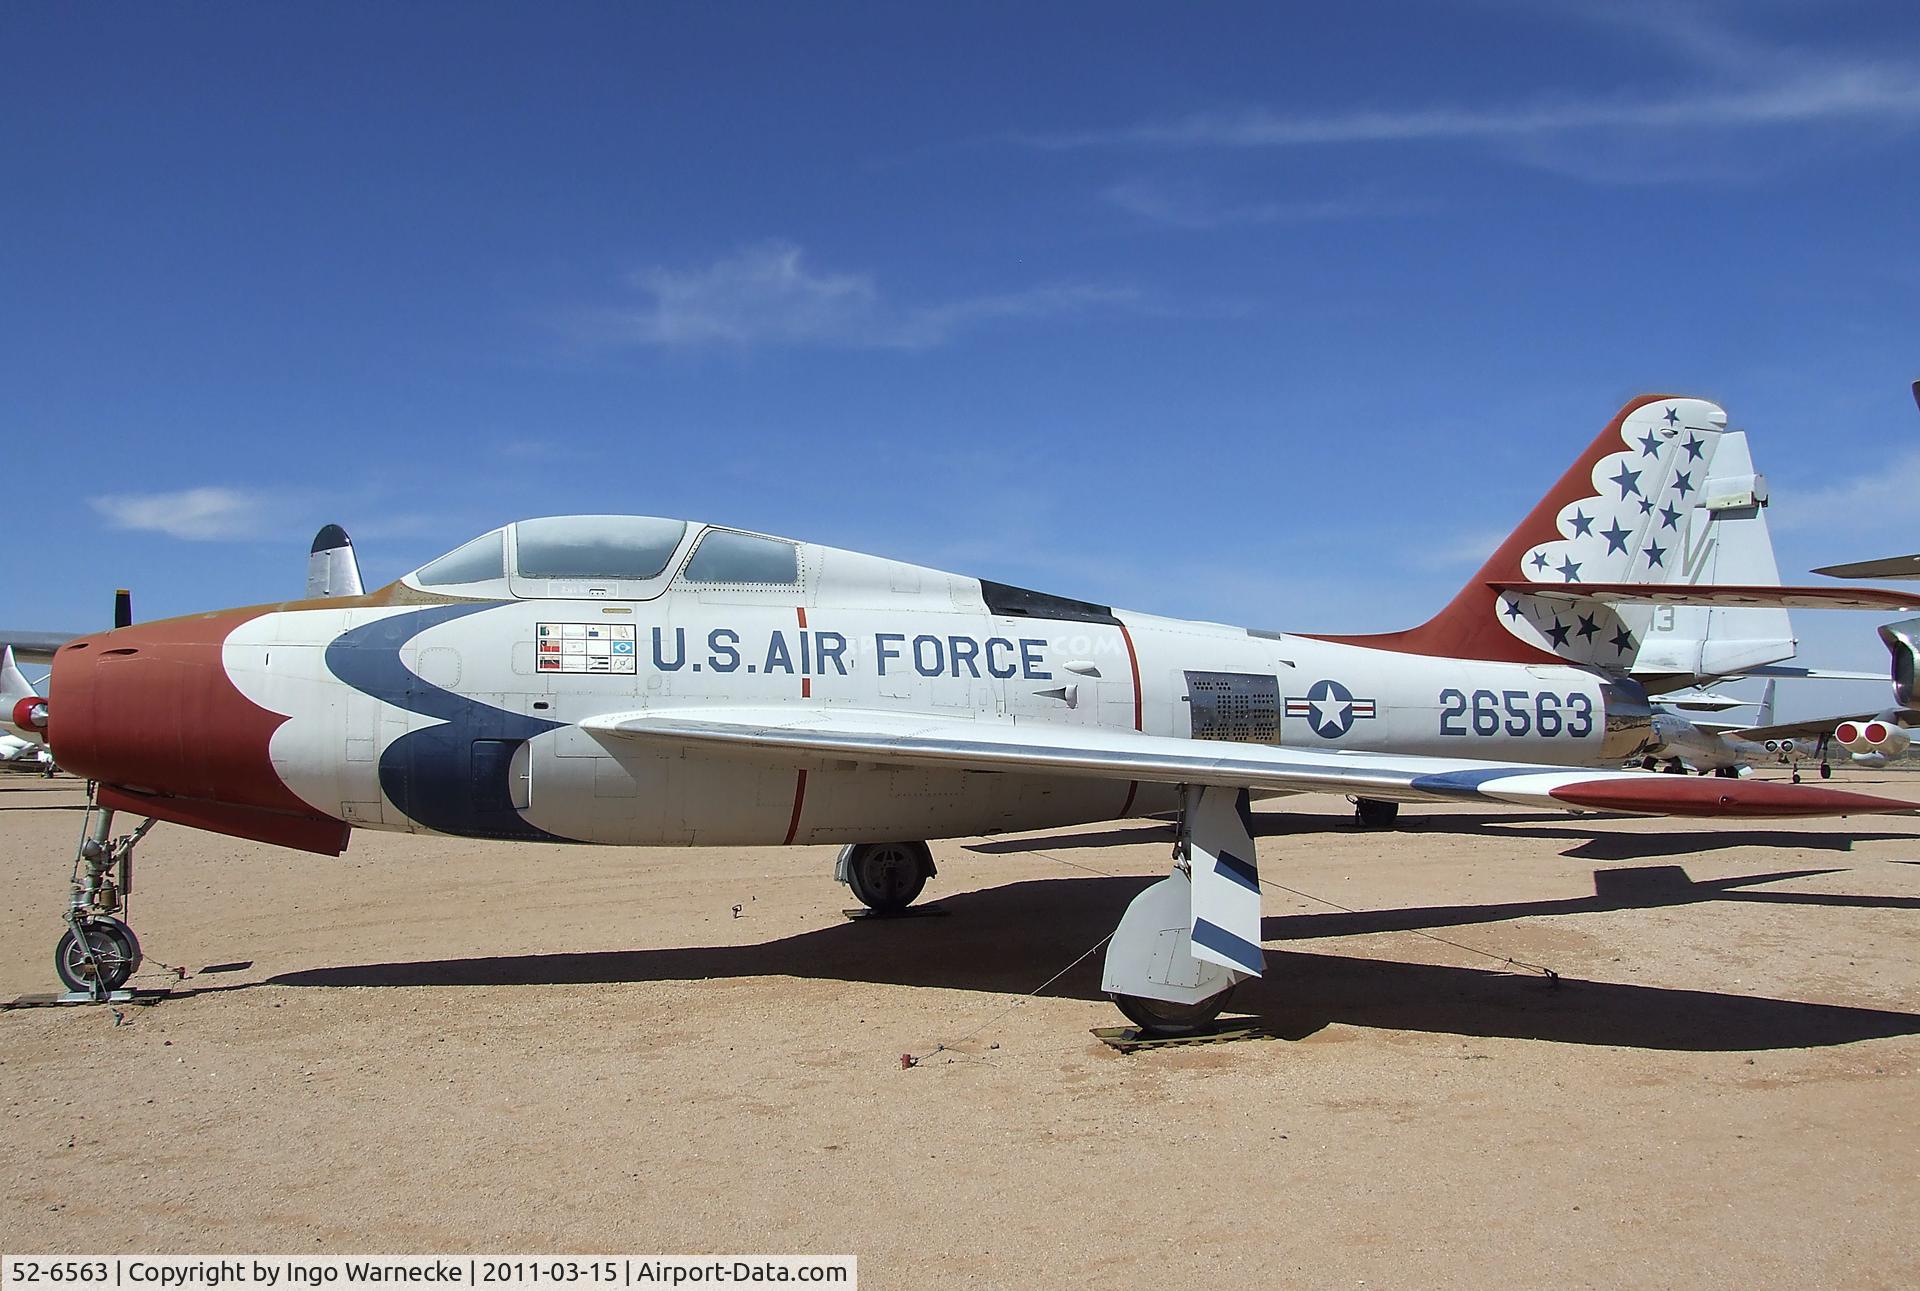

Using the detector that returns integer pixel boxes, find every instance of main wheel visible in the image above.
[1354,798,1399,829]
[845,842,931,913]
[1820,764,1833,780]
[1111,985,1236,1036]
[54,917,142,994]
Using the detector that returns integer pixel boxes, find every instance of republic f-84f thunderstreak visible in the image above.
[26,395,1920,1030]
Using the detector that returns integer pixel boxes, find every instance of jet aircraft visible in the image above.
[23,395,1920,1031]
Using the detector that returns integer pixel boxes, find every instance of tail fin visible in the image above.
[1,645,45,742]
[307,524,364,598]
[1755,679,1778,728]
[1312,394,1793,680]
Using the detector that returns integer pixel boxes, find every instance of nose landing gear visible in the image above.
[54,795,155,999]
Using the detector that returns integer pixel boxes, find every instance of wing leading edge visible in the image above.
[578,708,1914,819]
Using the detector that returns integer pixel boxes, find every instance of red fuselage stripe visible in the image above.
[797,606,811,698]
[783,768,809,845]
[1118,619,1142,816]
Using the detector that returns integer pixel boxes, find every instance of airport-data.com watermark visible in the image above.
[2,1259,854,1291]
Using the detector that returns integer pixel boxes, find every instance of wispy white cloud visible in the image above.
[90,486,274,541]
[1023,9,1920,185]
[578,241,1137,351]
[1102,177,1383,230]
[1408,528,1509,572]
[1772,450,1920,536]
[1034,69,1920,152]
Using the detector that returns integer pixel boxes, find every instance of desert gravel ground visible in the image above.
[2,771,1918,1288]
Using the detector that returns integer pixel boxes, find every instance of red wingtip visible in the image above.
[1307,394,1681,663]
[1549,777,1916,819]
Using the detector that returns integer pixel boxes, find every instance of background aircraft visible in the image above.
[30,396,1920,1030]
[1809,382,1920,583]
[1735,618,1920,774]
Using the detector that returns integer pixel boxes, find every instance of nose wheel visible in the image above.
[54,794,157,1000]
[55,915,142,994]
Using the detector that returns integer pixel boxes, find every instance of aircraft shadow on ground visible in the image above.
[965,812,1916,860]
[269,868,1920,1052]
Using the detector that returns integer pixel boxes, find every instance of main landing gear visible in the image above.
[53,793,155,999]
[837,842,936,914]
[1101,785,1263,1036]
[1353,797,1400,829]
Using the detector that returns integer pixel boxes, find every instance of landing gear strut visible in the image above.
[54,794,154,998]
[837,841,935,914]
[1102,785,1262,1036]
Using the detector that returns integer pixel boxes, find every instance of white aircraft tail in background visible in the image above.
[306,524,364,599]
[1,645,45,744]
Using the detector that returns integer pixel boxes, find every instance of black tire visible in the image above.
[845,842,931,913]
[54,917,142,994]
[1111,985,1236,1036]
[1820,764,1833,780]
[1354,798,1399,829]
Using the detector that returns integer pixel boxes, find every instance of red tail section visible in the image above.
[1308,393,1681,664]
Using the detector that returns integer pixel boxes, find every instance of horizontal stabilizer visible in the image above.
[1743,665,1887,682]
[1813,554,1920,581]
[1488,582,1920,611]
[578,707,1915,819]
[0,631,77,665]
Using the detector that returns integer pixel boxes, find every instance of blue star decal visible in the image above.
[1645,541,1667,568]
[1502,596,1524,621]
[1673,470,1693,497]
[1610,463,1642,498]
[1569,509,1594,537]
[1682,433,1704,461]
[1576,612,1599,641]
[1663,407,1679,425]
[1557,557,1582,582]
[1659,502,1682,530]
[1600,520,1631,555]
[1546,619,1571,648]
[1639,498,1654,514]
[1530,551,1550,573]
[1636,431,1661,458]
[1611,626,1636,656]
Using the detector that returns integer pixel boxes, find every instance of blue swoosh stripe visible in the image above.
[325,603,568,842]
[1214,850,1260,894]
[1192,917,1264,974]
[1407,767,1535,794]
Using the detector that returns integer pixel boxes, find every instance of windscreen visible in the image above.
[514,516,688,580]
[414,530,505,586]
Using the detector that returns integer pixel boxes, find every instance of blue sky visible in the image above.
[4,1,1917,717]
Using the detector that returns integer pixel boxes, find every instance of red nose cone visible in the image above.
[49,610,346,853]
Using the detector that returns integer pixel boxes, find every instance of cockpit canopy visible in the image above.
[405,515,800,600]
